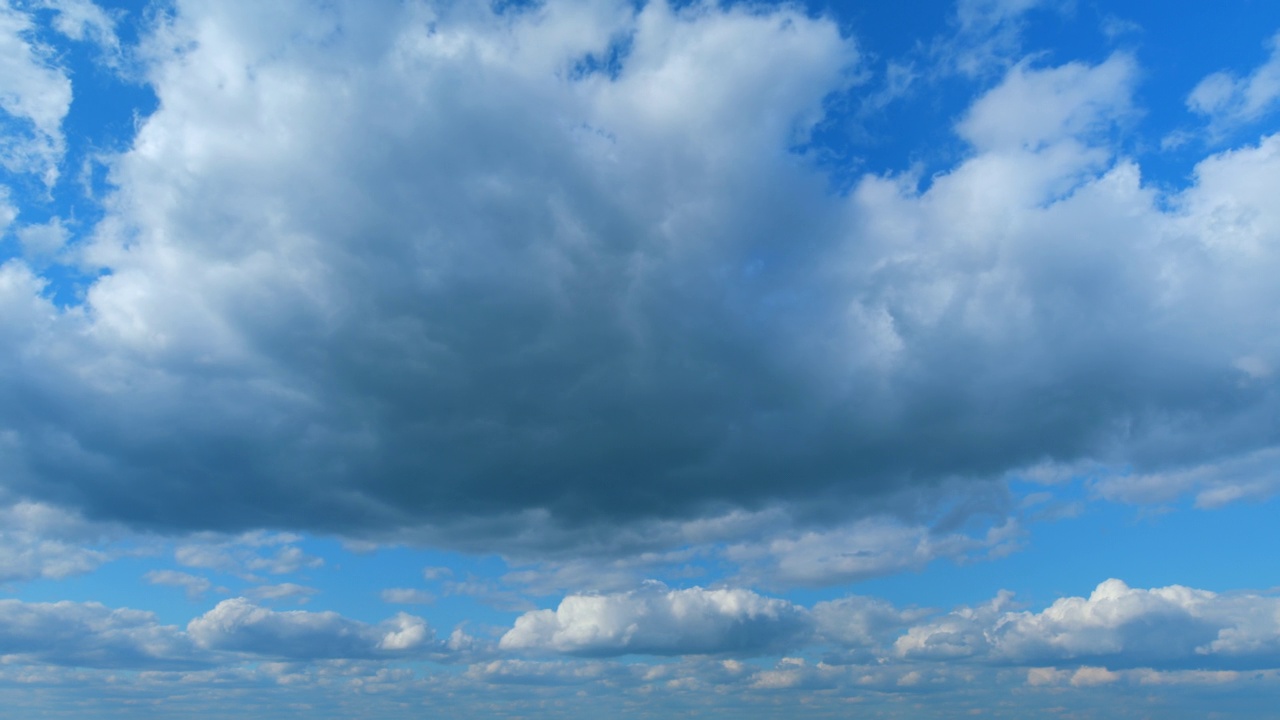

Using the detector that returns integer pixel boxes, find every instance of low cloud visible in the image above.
[0,599,200,669]
[187,598,437,659]
[501,583,812,657]
[1188,32,1280,130]
[898,579,1280,670]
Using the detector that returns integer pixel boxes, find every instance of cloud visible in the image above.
[725,515,1021,588]
[0,0,1276,564]
[957,53,1136,152]
[186,597,439,659]
[0,598,200,669]
[144,569,216,599]
[39,0,120,54]
[381,588,435,605]
[0,0,72,185]
[500,582,811,657]
[897,579,1280,670]
[246,582,319,603]
[16,215,69,258]
[1091,446,1280,508]
[0,594,475,672]
[0,501,119,583]
[173,532,323,579]
[1188,32,1280,130]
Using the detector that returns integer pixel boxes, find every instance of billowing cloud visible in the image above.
[1188,31,1280,129]
[187,598,438,659]
[0,0,72,185]
[898,579,1280,670]
[500,583,811,656]
[0,598,199,669]
[0,501,119,583]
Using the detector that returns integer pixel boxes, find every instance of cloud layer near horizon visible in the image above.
[6,579,1280,671]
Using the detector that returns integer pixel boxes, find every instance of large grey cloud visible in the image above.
[1,0,1279,551]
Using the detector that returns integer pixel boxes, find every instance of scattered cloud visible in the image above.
[0,0,72,185]
[898,579,1280,670]
[500,583,811,657]
[144,569,217,600]
[173,533,323,580]
[381,588,435,605]
[1188,32,1280,131]
[187,598,440,659]
[0,501,120,583]
[246,582,319,604]
[0,598,200,669]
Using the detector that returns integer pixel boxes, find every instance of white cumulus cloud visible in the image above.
[501,583,811,656]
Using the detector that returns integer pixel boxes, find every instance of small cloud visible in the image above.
[1100,15,1142,41]
[423,566,454,581]
[16,217,69,259]
[1187,32,1280,133]
[247,583,319,604]
[381,588,435,605]
[144,569,216,600]
[174,533,323,579]
[1070,666,1119,687]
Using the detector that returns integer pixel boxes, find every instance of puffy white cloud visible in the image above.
[15,215,68,258]
[173,532,323,579]
[186,597,438,659]
[957,53,1136,152]
[0,501,119,583]
[144,569,216,599]
[39,0,119,53]
[0,0,72,185]
[0,186,14,233]
[0,598,199,668]
[500,583,811,656]
[1188,32,1280,128]
[899,579,1280,670]
[726,515,1021,587]
[813,595,924,648]
[895,591,1014,661]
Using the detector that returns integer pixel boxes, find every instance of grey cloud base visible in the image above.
[1,0,1279,551]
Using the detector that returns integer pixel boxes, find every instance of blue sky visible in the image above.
[3,0,1280,717]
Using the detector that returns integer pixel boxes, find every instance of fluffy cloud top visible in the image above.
[187,598,436,659]
[1188,32,1280,128]
[0,0,71,184]
[500,583,811,656]
[898,579,1280,670]
[0,598,198,669]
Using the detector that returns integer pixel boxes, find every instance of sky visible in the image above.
[2,0,1280,717]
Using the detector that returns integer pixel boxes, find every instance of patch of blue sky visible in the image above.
[1,0,156,307]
